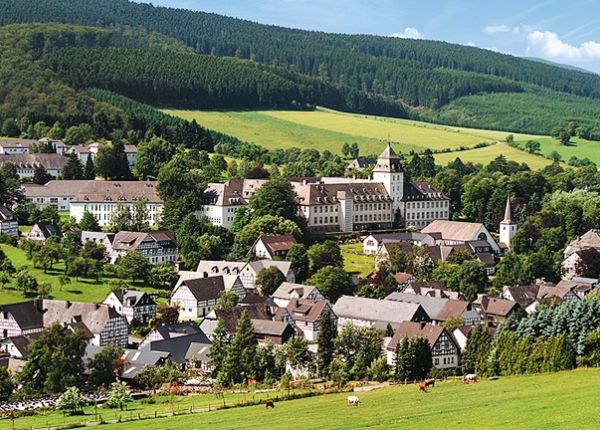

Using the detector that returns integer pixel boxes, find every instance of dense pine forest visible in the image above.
[1,0,600,135]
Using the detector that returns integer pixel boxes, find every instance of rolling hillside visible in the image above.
[164,108,555,167]
[3,0,600,135]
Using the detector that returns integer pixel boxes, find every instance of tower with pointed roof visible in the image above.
[500,196,517,249]
[372,142,404,210]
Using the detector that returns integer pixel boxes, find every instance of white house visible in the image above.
[363,232,436,255]
[386,321,460,370]
[286,298,335,341]
[271,282,324,308]
[195,260,295,290]
[385,292,481,326]
[0,205,18,237]
[23,180,91,211]
[421,220,501,254]
[69,181,163,227]
[171,275,246,320]
[81,231,115,255]
[26,222,61,242]
[332,295,430,331]
[109,231,178,265]
[253,235,297,260]
[103,289,157,324]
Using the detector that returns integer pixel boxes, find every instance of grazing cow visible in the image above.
[265,399,275,409]
[463,374,477,384]
[347,396,360,406]
[418,383,428,393]
[424,378,435,388]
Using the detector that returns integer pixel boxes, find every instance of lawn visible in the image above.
[163,107,541,157]
[91,369,600,430]
[0,245,160,305]
[341,243,373,277]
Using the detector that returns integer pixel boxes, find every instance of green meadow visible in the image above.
[163,108,538,154]
[92,369,600,430]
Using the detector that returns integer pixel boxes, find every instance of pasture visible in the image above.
[0,244,161,305]
[163,107,541,158]
[341,243,373,277]
[92,369,600,430]
[512,136,600,166]
[434,142,553,169]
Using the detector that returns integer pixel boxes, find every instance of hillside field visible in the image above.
[164,108,557,167]
[94,369,600,430]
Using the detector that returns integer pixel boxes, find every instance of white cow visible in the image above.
[347,395,360,406]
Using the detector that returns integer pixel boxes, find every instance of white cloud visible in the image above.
[388,27,424,39]
[467,41,477,47]
[483,24,510,35]
[528,30,600,59]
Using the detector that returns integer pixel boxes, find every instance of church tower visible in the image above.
[500,196,517,250]
[372,142,403,210]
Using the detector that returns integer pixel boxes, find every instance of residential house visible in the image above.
[0,205,18,236]
[332,295,430,331]
[23,180,91,211]
[195,260,295,290]
[424,242,497,275]
[171,275,246,320]
[0,153,68,179]
[285,298,335,341]
[271,282,325,308]
[109,230,178,265]
[69,181,163,227]
[0,301,44,339]
[139,321,203,349]
[42,300,128,347]
[452,325,496,352]
[81,231,114,256]
[120,348,170,381]
[385,292,481,325]
[0,334,39,358]
[556,277,597,299]
[394,272,415,289]
[501,285,540,314]
[252,235,297,260]
[363,231,436,255]
[141,329,212,370]
[200,303,294,345]
[562,230,600,277]
[537,283,580,304]
[26,222,61,242]
[103,289,157,324]
[421,220,501,254]
[345,156,374,173]
[386,321,460,369]
[401,280,461,299]
[473,295,520,324]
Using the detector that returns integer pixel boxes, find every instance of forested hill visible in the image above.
[2,0,600,109]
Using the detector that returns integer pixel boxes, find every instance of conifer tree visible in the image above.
[63,153,83,180]
[218,310,257,386]
[84,156,95,179]
[208,319,230,378]
[317,310,337,377]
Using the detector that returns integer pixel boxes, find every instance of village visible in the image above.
[0,135,597,421]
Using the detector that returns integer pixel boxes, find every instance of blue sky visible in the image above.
[139,0,600,73]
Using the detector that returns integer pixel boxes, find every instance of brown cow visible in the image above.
[418,383,427,393]
[424,378,435,388]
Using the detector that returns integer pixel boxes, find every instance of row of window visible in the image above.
[313,216,338,225]
[355,213,391,222]
[407,211,448,220]
[407,201,448,209]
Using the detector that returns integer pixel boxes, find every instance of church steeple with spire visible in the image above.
[500,196,517,249]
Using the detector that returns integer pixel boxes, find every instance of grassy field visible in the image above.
[511,136,600,166]
[0,244,160,305]
[164,108,541,157]
[341,243,373,277]
[88,369,600,430]
[434,142,553,169]
[9,388,309,430]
